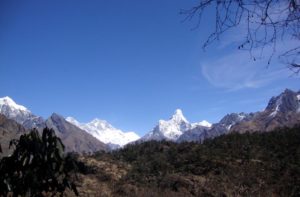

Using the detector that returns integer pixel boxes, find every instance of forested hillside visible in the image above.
[1,126,299,196]
[77,126,300,196]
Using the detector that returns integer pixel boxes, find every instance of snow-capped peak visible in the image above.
[66,117,140,147]
[89,118,115,130]
[0,96,28,111]
[171,109,188,123]
[141,109,192,142]
[0,96,45,129]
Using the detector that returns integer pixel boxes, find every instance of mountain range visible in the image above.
[0,97,107,153]
[140,89,300,143]
[0,89,299,153]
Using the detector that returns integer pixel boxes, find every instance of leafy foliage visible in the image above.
[0,128,78,197]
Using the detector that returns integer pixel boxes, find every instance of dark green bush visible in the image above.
[0,128,78,197]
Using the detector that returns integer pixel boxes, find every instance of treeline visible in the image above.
[1,126,300,196]
[92,126,300,196]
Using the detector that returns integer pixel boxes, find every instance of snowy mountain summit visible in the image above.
[0,96,45,129]
[141,109,211,142]
[66,117,140,147]
[0,96,28,111]
[0,96,30,124]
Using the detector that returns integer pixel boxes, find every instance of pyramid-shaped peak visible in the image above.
[171,109,188,123]
[50,113,65,120]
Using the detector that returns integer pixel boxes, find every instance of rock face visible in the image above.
[66,117,140,148]
[266,89,300,114]
[179,112,254,143]
[0,114,26,157]
[231,89,300,133]
[203,112,255,138]
[46,113,107,153]
[179,89,300,142]
[177,125,209,143]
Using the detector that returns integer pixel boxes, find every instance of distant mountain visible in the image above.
[141,109,211,142]
[0,97,45,129]
[1,88,299,149]
[178,112,253,142]
[149,89,300,143]
[0,114,26,157]
[0,97,107,153]
[198,113,255,142]
[177,125,209,143]
[180,89,300,142]
[231,89,300,133]
[66,117,140,147]
[46,113,107,153]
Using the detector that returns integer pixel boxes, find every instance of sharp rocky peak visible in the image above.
[266,89,300,114]
[0,96,44,129]
[170,109,188,123]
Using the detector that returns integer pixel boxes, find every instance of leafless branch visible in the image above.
[182,0,300,72]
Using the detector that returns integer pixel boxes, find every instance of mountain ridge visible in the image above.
[66,117,140,147]
[1,88,299,148]
[140,88,300,143]
[46,113,107,152]
[0,98,107,153]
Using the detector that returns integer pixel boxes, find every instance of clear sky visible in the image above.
[0,0,299,136]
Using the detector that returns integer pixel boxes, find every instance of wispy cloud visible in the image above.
[201,39,298,91]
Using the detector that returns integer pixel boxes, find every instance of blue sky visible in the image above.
[0,0,299,136]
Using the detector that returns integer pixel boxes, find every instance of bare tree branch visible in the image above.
[182,0,300,72]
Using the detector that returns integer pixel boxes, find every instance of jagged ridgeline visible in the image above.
[0,89,300,151]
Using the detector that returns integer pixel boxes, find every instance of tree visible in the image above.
[182,0,300,73]
[0,128,78,197]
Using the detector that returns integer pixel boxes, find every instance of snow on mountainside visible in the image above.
[141,109,211,142]
[0,96,31,120]
[0,96,45,129]
[231,89,300,133]
[266,89,300,115]
[66,117,140,147]
[0,96,28,111]
[192,120,212,128]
